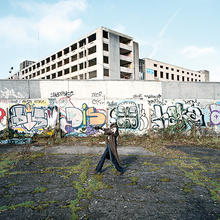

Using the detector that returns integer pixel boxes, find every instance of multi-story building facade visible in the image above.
[141,58,209,82]
[9,27,139,80]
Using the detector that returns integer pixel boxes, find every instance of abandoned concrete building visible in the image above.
[8,27,209,82]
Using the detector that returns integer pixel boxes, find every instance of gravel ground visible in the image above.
[0,145,219,220]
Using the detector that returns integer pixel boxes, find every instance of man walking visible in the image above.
[94,118,124,175]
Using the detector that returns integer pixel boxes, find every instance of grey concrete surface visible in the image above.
[0,145,219,219]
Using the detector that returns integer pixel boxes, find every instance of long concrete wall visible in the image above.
[0,80,219,136]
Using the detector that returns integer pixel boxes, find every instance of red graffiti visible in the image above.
[0,108,6,122]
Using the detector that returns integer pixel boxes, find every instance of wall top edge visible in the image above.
[0,80,219,84]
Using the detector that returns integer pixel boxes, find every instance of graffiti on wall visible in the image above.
[209,104,220,126]
[0,108,6,130]
[9,104,58,134]
[151,103,205,131]
[1,96,220,137]
[60,103,106,136]
[108,101,149,131]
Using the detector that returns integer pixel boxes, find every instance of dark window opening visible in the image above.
[89,71,97,79]
[79,63,84,70]
[160,65,163,68]
[88,46,96,55]
[171,68,174,71]
[79,38,86,47]
[37,71,40,76]
[160,71,163,78]
[42,69,45,74]
[154,64,157,67]
[64,68,69,75]
[177,69,179,72]
[58,61,62,67]
[103,43,108,51]
[79,74,83,79]
[88,33,96,43]
[37,63,40,68]
[104,68,109,77]
[64,47,69,55]
[64,58,69,65]
[119,36,131,44]
[103,30,108,39]
[52,64,56,70]
[103,56,109,64]
[41,60,45,66]
[46,75,50,79]
[46,66,50,72]
[52,73,56,79]
[88,58,97,67]
[79,51,83,58]
[171,74,174,80]
[46,57,50,63]
[71,65,77,72]
[58,71,62,77]
[177,75,179,81]
[187,77,189,81]
[71,54,77,62]
[182,71,184,73]
[166,67,169,70]
[182,76,185,81]
[71,43,77,51]
[51,55,56,61]
[57,51,62,58]
[166,72,169,79]
[154,70,157,77]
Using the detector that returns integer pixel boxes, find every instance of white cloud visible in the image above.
[181,46,216,58]
[0,0,87,44]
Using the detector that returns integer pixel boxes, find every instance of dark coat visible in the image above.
[103,123,120,164]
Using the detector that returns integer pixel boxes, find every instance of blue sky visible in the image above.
[0,0,219,81]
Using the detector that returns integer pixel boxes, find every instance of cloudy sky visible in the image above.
[0,0,219,81]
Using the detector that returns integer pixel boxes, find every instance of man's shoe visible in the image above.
[93,170,101,174]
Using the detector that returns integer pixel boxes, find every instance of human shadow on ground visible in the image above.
[99,156,138,174]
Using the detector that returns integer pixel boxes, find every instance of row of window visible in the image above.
[154,71,201,82]
[22,47,97,75]
[22,59,97,79]
[153,64,201,77]
[21,68,109,80]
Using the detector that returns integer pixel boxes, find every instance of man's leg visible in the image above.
[109,149,124,173]
[95,145,109,173]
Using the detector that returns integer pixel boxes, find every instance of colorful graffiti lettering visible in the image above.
[0,108,6,122]
[61,103,106,135]
[151,103,205,130]
[9,104,58,134]
[209,104,220,126]
[0,108,6,131]
[116,101,139,129]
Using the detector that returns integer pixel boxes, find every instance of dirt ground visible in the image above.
[0,144,219,220]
